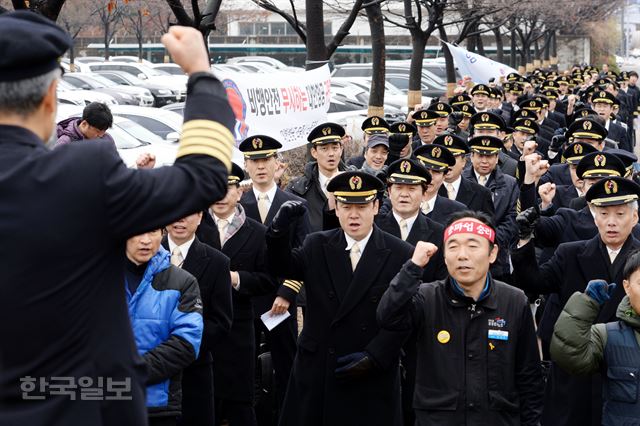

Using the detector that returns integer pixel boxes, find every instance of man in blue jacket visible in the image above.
[125,229,204,426]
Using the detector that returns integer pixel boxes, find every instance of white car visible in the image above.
[227,56,288,70]
[56,105,177,168]
[57,80,117,106]
[332,77,415,113]
[110,105,183,141]
[108,56,154,66]
[85,62,187,99]
[150,63,186,76]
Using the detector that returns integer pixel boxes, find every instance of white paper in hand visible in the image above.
[261,310,291,331]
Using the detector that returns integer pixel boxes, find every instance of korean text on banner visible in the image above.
[220,64,331,151]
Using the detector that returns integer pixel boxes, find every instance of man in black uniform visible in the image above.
[512,177,640,425]
[163,212,233,426]
[0,14,235,426]
[238,135,309,415]
[413,144,467,226]
[377,211,544,425]
[434,134,495,217]
[287,123,349,232]
[267,172,414,426]
[197,163,279,426]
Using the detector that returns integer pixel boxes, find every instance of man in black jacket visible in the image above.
[434,134,495,217]
[267,172,414,426]
[164,213,233,426]
[0,16,234,426]
[239,135,309,414]
[377,211,544,426]
[511,177,640,425]
[197,163,279,426]
[287,123,349,232]
[414,144,467,226]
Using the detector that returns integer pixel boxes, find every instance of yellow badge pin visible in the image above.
[437,330,450,344]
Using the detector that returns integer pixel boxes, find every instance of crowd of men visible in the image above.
[3,8,640,426]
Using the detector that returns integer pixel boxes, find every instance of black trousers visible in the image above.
[254,304,297,411]
[215,398,258,426]
[178,357,215,426]
[149,416,177,426]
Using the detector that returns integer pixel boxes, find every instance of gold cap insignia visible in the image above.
[420,112,428,119]
[437,103,444,111]
[583,121,593,130]
[605,179,618,194]
[594,154,606,167]
[574,144,583,154]
[444,135,453,146]
[399,124,406,132]
[371,117,379,126]
[349,176,362,190]
[432,147,442,158]
[530,100,537,107]
[252,138,263,149]
[322,127,332,136]
[481,138,491,146]
[600,91,607,98]
[524,120,531,126]
[400,160,411,173]
[481,113,490,122]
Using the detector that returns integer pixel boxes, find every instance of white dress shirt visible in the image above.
[446,176,462,200]
[392,211,418,237]
[344,228,373,253]
[168,235,196,262]
[253,183,278,211]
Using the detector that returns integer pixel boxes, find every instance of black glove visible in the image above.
[516,206,540,241]
[448,111,464,127]
[335,351,375,381]
[549,134,565,152]
[271,200,306,233]
[388,134,410,157]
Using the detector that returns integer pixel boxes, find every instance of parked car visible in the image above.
[94,70,181,107]
[150,63,186,76]
[56,104,178,168]
[110,105,183,140]
[332,63,446,98]
[85,62,187,98]
[108,56,154,66]
[57,79,118,106]
[227,56,289,70]
[61,73,140,105]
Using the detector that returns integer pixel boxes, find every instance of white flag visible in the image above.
[444,42,517,84]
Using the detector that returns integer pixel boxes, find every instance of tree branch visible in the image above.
[165,0,194,27]
[327,0,364,56]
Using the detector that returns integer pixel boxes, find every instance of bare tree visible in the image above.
[164,0,223,48]
[366,1,386,117]
[92,1,126,60]
[121,0,153,60]
[252,0,384,71]
[11,0,67,20]
[58,0,95,69]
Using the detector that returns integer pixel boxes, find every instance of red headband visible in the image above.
[444,219,496,244]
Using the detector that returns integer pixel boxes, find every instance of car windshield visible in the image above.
[107,125,146,149]
[56,80,78,91]
[115,118,165,144]
[78,76,106,89]
[86,74,118,88]
[139,65,170,77]
[155,67,184,76]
